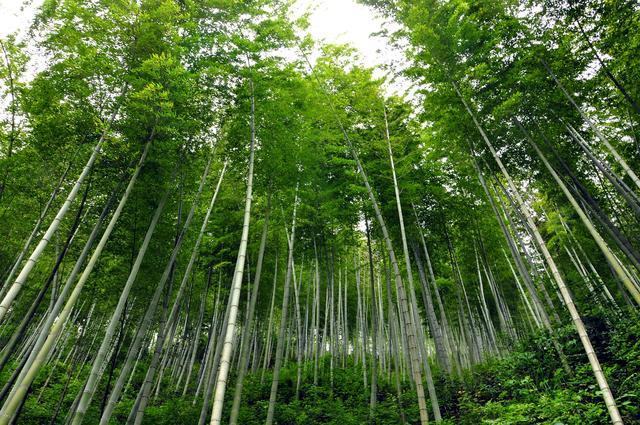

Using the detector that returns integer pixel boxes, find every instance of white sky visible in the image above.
[0,0,42,37]
[292,0,393,66]
[0,0,409,95]
[292,0,409,94]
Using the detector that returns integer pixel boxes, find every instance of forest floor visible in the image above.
[11,310,639,424]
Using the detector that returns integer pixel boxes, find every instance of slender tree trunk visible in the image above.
[472,153,571,371]
[1,163,71,295]
[99,154,213,425]
[566,122,640,218]
[0,178,88,372]
[301,51,429,422]
[312,241,320,386]
[293,257,303,400]
[0,182,118,406]
[415,223,456,372]
[385,124,443,417]
[99,300,131,416]
[0,109,119,322]
[351,110,430,424]
[261,255,278,383]
[130,277,172,425]
[541,59,640,191]
[195,277,225,406]
[490,176,562,321]
[265,189,299,425]
[573,18,640,116]
[137,161,227,417]
[454,81,623,424]
[71,184,170,424]
[364,218,378,420]
[228,197,270,425]
[209,78,257,425]
[182,268,212,396]
[0,40,19,202]
[0,134,152,424]
[413,244,449,372]
[517,119,640,305]
[383,252,406,424]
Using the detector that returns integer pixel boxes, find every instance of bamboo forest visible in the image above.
[1,0,640,423]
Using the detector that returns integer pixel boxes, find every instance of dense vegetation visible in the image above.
[0,0,639,423]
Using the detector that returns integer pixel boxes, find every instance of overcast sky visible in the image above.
[0,0,409,94]
[0,0,41,37]
[292,0,409,93]
[292,0,394,66]
[1,0,393,58]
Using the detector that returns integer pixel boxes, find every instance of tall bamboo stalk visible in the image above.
[71,184,170,424]
[0,134,152,424]
[265,188,299,425]
[0,110,119,322]
[517,119,640,305]
[453,81,623,424]
[209,77,257,425]
[229,197,270,425]
[100,154,213,425]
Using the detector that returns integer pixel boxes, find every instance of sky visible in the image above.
[0,0,42,37]
[1,0,395,60]
[0,0,409,94]
[292,0,410,94]
[292,0,394,67]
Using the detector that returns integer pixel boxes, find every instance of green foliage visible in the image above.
[14,315,638,423]
[1,0,639,424]
[448,314,640,424]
